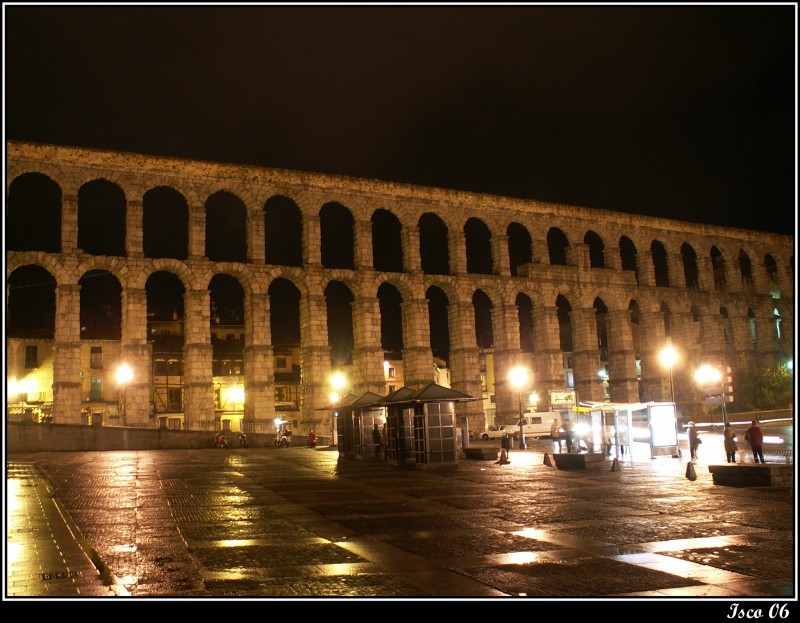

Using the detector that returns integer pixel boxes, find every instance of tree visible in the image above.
[730,363,793,412]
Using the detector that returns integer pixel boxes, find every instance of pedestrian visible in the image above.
[307,430,318,448]
[687,421,701,460]
[744,419,765,464]
[381,422,389,459]
[562,418,574,453]
[723,422,738,463]
[372,423,383,458]
[550,419,563,452]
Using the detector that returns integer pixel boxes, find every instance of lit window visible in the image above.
[90,378,103,400]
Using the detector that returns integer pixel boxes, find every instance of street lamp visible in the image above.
[329,372,347,446]
[658,342,678,403]
[114,363,133,427]
[694,363,728,425]
[509,365,529,450]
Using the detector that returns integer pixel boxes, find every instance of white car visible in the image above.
[481,425,517,440]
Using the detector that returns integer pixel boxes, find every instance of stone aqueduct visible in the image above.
[5,141,794,436]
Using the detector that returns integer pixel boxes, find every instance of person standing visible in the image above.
[744,419,765,463]
[550,419,563,452]
[562,418,574,453]
[687,421,700,460]
[372,423,383,459]
[381,422,389,459]
[723,422,738,463]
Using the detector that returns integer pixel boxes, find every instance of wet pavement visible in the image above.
[4,439,796,607]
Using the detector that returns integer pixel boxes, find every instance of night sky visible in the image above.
[4,4,796,236]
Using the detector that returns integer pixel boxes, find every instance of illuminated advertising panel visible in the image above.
[649,404,678,448]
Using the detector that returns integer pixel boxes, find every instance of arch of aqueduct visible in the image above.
[6,141,794,436]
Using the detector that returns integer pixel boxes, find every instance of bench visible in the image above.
[707,464,793,487]
[463,447,499,461]
[552,452,607,470]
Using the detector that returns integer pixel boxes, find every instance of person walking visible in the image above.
[723,422,738,463]
[687,421,701,460]
[744,419,765,463]
[381,422,389,460]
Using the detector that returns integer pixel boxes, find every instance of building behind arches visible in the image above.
[5,141,794,440]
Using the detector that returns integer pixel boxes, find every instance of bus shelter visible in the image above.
[580,401,680,460]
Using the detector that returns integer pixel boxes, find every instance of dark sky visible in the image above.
[4,4,797,236]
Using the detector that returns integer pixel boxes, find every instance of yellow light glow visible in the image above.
[7,479,22,567]
[329,391,341,404]
[115,363,134,386]
[659,344,678,369]
[8,377,37,396]
[227,385,245,403]
[529,391,539,405]
[509,365,529,390]
[694,364,722,385]
[330,372,346,391]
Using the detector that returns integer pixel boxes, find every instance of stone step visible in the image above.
[707,463,793,487]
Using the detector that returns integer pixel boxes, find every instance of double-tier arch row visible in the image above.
[6,142,793,434]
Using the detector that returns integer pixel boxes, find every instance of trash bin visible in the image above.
[501,433,513,451]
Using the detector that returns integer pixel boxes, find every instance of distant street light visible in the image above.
[114,363,134,427]
[329,372,348,446]
[658,342,678,403]
[509,365,530,450]
[694,363,729,425]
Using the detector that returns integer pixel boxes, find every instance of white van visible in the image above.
[513,412,563,439]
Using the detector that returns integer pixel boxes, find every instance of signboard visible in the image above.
[549,390,576,409]
[705,395,734,404]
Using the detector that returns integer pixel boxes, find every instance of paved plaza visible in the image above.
[4,439,796,611]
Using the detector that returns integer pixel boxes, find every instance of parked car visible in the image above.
[481,425,516,440]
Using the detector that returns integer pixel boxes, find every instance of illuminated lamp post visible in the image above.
[114,363,134,427]
[329,372,347,446]
[694,363,726,425]
[509,365,530,450]
[658,342,678,404]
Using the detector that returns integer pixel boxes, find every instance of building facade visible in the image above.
[6,141,794,438]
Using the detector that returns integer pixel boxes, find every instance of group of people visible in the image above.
[550,418,591,453]
[687,419,765,464]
